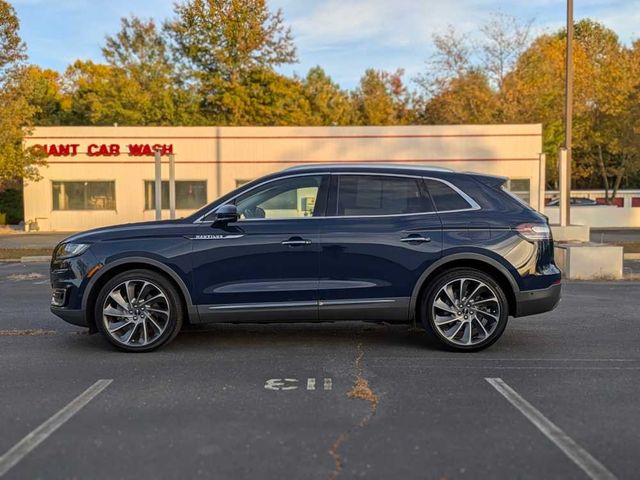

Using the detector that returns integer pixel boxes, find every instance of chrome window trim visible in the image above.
[194,171,480,223]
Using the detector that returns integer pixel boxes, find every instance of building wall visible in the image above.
[24,124,543,231]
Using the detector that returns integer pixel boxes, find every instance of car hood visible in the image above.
[60,219,187,244]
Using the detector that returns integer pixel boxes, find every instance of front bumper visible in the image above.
[514,283,561,317]
[51,306,88,327]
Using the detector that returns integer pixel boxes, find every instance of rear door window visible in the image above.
[335,175,432,216]
[424,178,474,212]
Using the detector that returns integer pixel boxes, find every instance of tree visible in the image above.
[97,16,202,125]
[206,67,309,125]
[415,26,471,97]
[26,66,69,126]
[166,0,297,123]
[502,20,640,197]
[421,70,499,124]
[0,0,44,185]
[302,66,352,126]
[167,0,296,80]
[480,13,533,91]
[352,69,413,125]
[104,17,171,78]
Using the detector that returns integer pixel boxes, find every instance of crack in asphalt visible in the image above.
[328,342,379,480]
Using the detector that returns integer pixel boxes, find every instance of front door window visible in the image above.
[233,175,324,220]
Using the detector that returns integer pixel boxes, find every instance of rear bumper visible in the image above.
[51,306,88,328]
[514,283,561,317]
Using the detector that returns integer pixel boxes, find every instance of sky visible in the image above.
[11,0,640,90]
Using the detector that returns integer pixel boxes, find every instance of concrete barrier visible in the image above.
[555,243,624,280]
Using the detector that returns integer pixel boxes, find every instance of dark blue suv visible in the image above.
[50,164,561,352]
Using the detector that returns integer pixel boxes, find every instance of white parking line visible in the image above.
[324,378,332,391]
[486,378,617,480]
[307,378,316,390]
[0,379,113,477]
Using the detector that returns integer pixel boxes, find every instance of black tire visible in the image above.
[94,269,183,352]
[420,267,509,352]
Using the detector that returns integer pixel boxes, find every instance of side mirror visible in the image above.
[213,204,238,224]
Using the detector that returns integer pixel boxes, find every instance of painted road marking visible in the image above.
[0,379,113,478]
[486,378,617,480]
[264,378,299,391]
[264,378,333,391]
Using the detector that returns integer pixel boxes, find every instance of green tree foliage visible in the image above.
[302,66,352,126]
[63,16,202,126]
[502,20,640,197]
[0,0,44,184]
[167,0,296,80]
[26,66,68,125]
[352,69,413,125]
[421,70,499,124]
[166,0,297,124]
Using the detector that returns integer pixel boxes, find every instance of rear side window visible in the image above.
[424,178,473,212]
[336,175,432,216]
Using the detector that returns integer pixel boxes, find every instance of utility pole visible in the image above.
[154,150,162,221]
[563,0,574,225]
[169,153,176,220]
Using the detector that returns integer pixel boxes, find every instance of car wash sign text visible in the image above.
[31,143,174,157]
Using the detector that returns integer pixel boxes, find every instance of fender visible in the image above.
[408,252,520,320]
[81,256,198,319]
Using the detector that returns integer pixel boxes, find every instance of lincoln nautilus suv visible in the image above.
[50,164,561,352]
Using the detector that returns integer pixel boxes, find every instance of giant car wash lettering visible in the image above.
[33,144,173,157]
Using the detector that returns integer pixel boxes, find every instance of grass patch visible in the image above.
[0,248,52,260]
[0,329,57,336]
[621,242,640,253]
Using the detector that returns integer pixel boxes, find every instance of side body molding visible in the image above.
[408,252,520,320]
[82,256,199,320]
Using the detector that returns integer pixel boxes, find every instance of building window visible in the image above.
[507,178,531,204]
[52,181,116,210]
[144,181,207,210]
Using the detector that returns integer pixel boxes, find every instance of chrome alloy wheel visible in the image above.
[102,279,170,347]
[431,277,501,346]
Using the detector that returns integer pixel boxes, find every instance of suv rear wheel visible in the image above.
[421,268,509,351]
[95,269,183,352]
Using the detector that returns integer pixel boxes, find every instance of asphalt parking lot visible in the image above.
[1,262,639,479]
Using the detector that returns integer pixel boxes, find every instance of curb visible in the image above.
[20,255,52,263]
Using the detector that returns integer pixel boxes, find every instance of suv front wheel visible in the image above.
[421,268,509,351]
[94,269,183,352]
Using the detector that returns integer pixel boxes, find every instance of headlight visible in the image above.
[54,243,91,260]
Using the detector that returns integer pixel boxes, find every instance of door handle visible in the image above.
[400,235,431,244]
[282,237,312,246]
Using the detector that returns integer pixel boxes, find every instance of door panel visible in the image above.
[191,220,319,322]
[190,174,328,323]
[318,215,442,321]
[319,174,443,321]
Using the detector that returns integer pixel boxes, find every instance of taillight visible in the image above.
[515,223,551,241]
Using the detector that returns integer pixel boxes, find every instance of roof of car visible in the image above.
[282,163,453,174]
